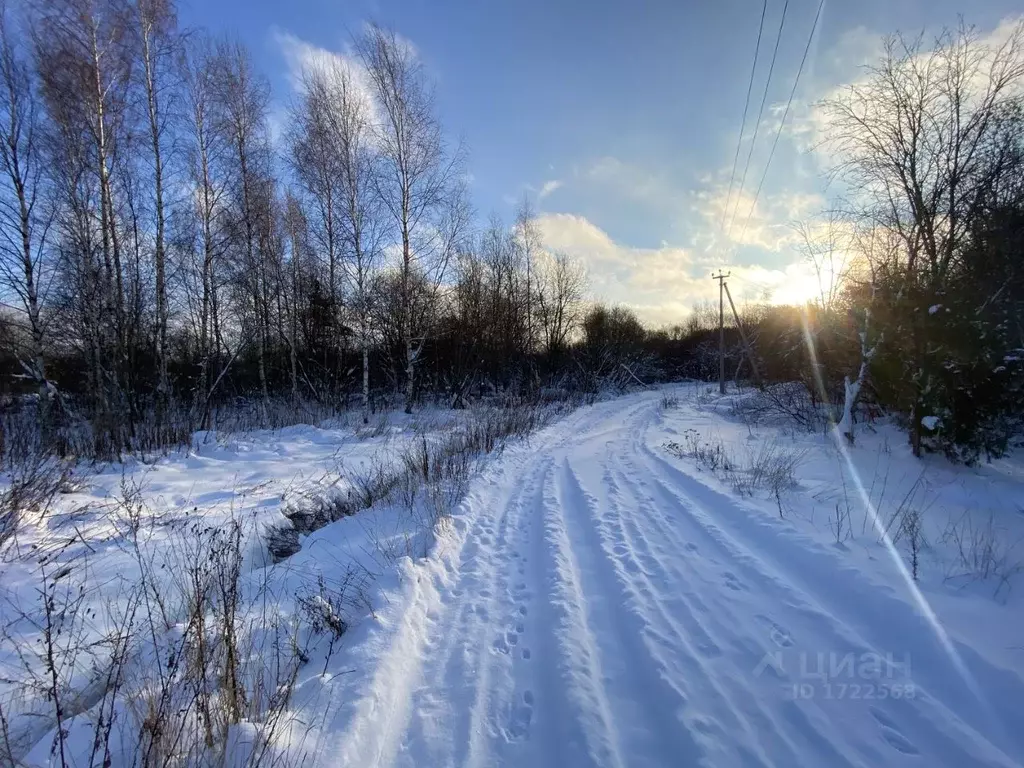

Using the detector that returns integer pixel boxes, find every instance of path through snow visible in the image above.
[298,391,1024,768]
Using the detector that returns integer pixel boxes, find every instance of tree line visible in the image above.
[0,0,602,459]
[674,23,1024,464]
[0,3,1020,466]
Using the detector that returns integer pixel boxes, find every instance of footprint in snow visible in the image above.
[754,615,793,647]
[880,728,919,755]
[684,543,699,553]
[870,707,919,754]
[521,648,532,660]
[722,571,747,592]
[506,691,534,741]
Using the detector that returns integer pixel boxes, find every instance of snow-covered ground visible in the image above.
[0,408,470,763]
[4,385,1024,766]
[283,385,1024,767]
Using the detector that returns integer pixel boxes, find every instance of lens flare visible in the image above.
[796,306,990,708]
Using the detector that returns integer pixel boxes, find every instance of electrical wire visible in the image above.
[721,0,768,237]
[734,0,826,247]
[726,0,790,239]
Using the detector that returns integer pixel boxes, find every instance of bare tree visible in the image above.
[357,23,463,413]
[535,250,585,357]
[822,22,1024,453]
[288,60,343,361]
[326,61,382,424]
[514,195,541,354]
[36,0,136,447]
[290,57,384,421]
[792,210,851,314]
[179,36,233,427]
[283,189,305,404]
[214,40,273,423]
[0,1,52,423]
[134,0,178,416]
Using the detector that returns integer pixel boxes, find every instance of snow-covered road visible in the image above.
[305,391,1024,768]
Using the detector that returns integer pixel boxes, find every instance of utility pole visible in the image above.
[712,271,730,394]
[724,281,761,386]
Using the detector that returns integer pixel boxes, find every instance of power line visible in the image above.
[726,0,790,239]
[734,0,826,247]
[729,272,777,300]
[721,0,768,236]
[730,272,772,291]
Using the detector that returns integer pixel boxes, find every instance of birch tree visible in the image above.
[0,1,52,423]
[357,23,462,413]
[37,0,135,446]
[514,195,540,354]
[214,41,272,423]
[134,0,178,416]
[316,60,382,423]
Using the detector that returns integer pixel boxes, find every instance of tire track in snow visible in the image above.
[320,390,1022,768]
[368,402,623,768]
[536,459,627,768]
[609,452,866,767]
[596,460,807,766]
[634,440,1024,767]
[549,455,709,767]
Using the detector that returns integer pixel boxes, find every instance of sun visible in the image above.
[771,272,824,307]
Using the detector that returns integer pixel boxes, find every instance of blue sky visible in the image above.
[179,0,1023,324]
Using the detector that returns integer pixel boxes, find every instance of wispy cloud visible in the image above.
[272,28,347,88]
[692,182,824,255]
[585,156,683,208]
[271,28,381,104]
[536,212,820,326]
[538,179,562,199]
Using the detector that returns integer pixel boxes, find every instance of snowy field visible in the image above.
[3,385,1024,766]
[0,407,483,764]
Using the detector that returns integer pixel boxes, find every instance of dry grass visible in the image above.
[664,429,805,516]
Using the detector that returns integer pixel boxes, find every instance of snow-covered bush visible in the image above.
[665,429,805,515]
[940,512,1024,596]
[1,501,314,767]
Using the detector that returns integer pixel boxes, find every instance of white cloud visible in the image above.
[787,15,1024,162]
[536,213,820,327]
[272,25,419,88]
[691,180,824,255]
[271,28,381,138]
[679,15,1024,271]
[586,156,683,207]
[272,29,347,89]
[538,179,562,199]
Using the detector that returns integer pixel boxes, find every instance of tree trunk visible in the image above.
[362,319,370,425]
[141,17,169,419]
